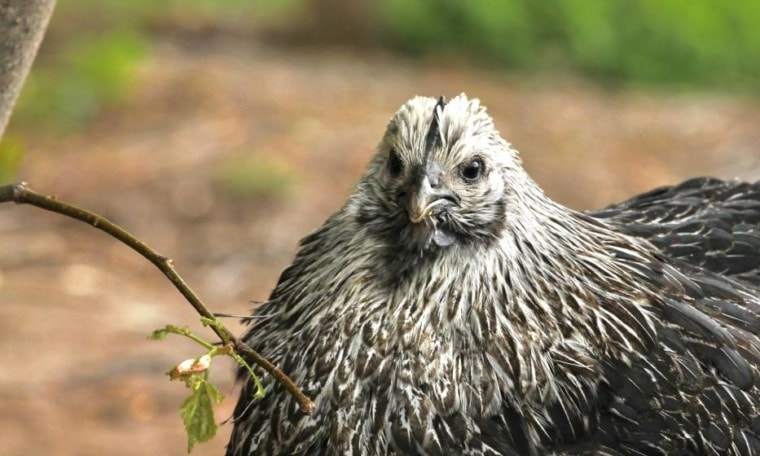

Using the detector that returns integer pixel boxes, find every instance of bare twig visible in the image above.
[0,182,315,415]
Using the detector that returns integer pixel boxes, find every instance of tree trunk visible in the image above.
[0,0,56,140]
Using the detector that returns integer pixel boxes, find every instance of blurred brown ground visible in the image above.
[1,32,760,455]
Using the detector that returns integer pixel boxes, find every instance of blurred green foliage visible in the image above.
[214,156,296,201]
[376,0,760,90]
[8,0,760,136]
[0,137,24,182]
[15,31,145,130]
[10,0,299,132]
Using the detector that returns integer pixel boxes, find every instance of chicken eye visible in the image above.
[460,158,484,182]
[388,149,403,177]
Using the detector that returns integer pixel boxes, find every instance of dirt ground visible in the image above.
[1,32,760,455]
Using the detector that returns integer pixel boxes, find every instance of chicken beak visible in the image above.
[408,176,435,223]
[406,175,456,224]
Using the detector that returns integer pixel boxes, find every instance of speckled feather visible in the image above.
[227,95,760,455]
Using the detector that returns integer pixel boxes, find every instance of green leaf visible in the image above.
[149,327,171,340]
[204,380,224,404]
[180,377,224,452]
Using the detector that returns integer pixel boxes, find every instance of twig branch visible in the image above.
[0,182,315,415]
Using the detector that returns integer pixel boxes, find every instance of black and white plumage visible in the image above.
[227,94,760,455]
